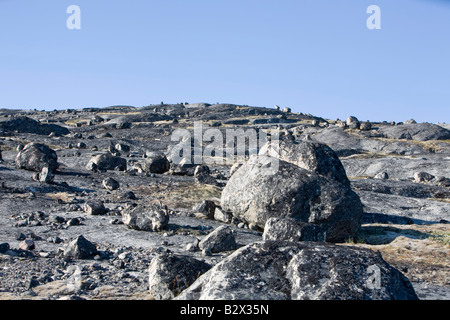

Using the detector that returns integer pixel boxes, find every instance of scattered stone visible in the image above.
[192,200,216,219]
[86,153,127,172]
[115,143,131,153]
[360,121,372,131]
[198,225,237,253]
[213,207,232,223]
[102,177,120,191]
[19,239,35,251]
[142,152,170,174]
[346,116,360,129]
[414,172,435,183]
[193,165,210,177]
[38,166,54,184]
[195,173,218,186]
[63,235,98,259]
[82,200,107,216]
[148,251,211,300]
[0,242,10,253]
[122,205,169,232]
[374,171,389,180]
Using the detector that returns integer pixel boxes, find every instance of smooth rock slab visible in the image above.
[175,241,418,300]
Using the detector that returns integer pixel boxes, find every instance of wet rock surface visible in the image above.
[0,104,448,300]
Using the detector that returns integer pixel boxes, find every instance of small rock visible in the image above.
[19,239,35,251]
[374,171,389,180]
[63,235,98,259]
[198,225,237,253]
[359,121,372,131]
[192,200,216,219]
[195,173,218,186]
[142,152,170,174]
[82,200,107,216]
[346,116,360,129]
[414,172,435,183]
[213,207,232,223]
[122,205,169,232]
[115,143,131,153]
[0,242,10,253]
[148,251,211,300]
[102,177,120,191]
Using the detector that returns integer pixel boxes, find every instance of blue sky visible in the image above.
[0,0,449,123]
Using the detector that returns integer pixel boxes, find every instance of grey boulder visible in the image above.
[86,153,127,172]
[63,235,98,259]
[175,241,418,300]
[259,140,350,187]
[122,205,169,232]
[148,251,211,300]
[221,155,363,242]
[143,151,170,174]
[15,143,58,172]
[198,225,237,253]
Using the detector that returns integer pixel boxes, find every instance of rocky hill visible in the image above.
[0,103,448,300]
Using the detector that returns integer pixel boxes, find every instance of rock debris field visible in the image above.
[0,103,448,300]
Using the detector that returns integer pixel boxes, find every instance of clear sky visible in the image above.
[0,0,449,123]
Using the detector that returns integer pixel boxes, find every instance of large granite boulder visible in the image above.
[15,143,58,172]
[221,155,363,242]
[259,140,350,187]
[175,241,418,300]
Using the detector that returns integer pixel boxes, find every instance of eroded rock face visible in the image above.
[221,155,363,242]
[262,218,324,242]
[15,143,58,173]
[0,116,69,136]
[175,241,418,300]
[378,123,450,141]
[121,205,169,232]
